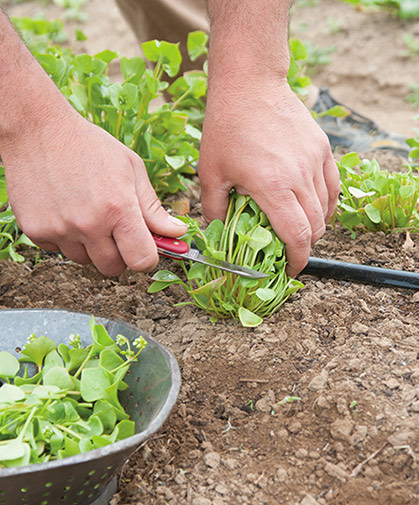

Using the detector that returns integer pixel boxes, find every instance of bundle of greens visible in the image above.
[0,317,146,467]
[148,191,303,327]
[335,152,419,236]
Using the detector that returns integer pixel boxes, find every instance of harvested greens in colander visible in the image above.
[0,316,147,467]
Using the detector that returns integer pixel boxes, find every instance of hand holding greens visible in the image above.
[148,191,303,327]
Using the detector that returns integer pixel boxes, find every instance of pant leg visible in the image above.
[115,0,209,72]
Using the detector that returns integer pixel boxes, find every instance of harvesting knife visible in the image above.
[152,234,269,279]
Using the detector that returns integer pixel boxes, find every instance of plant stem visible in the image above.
[170,89,191,111]
[115,110,123,140]
[55,424,82,440]
[130,92,151,151]
[73,348,94,379]
[17,405,37,442]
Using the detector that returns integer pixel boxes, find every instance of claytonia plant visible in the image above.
[1,19,346,264]
[407,114,419,167]
[148,191,303,328]
[341,0,419,19]
[0,316,147,468]
[334,152,419,236]
[0,165,35,262]
[13,18,206,199]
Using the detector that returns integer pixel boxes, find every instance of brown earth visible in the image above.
[1,1,419,504]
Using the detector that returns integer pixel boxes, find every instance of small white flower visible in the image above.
[116,334,128,347]
[133,336,147,351]
[69,333,81,347]
[27,333,36,343]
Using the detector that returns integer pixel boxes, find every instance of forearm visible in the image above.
[0,10,72,150]
[207,0,291,83]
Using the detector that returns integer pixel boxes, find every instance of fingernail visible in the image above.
[168,215,187,228]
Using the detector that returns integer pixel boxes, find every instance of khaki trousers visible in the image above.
[115,0,209,72]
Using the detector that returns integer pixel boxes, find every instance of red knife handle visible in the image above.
[152,233,189,257]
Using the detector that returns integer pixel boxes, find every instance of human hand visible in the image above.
[198,80,340,277]
[2,108,187,276]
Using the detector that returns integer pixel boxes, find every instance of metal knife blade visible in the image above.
[181,248,270,279]
[152,233,269,279]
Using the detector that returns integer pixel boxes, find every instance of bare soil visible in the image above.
[1,1,419,504]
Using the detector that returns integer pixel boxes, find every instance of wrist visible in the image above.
[0,13,74,154]
[205,67,291,111]
[0,82,75,159]
[207,0,291,83]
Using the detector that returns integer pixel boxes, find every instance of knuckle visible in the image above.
[143,195,163,216]
[70,215,97,235]
[19,219,63,244]
[112,215,137,238]
[292,225,312,249]
[103,198,126,223]
[259,177,292,197]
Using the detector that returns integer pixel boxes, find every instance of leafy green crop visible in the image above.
[0,165,35,262]
[405,82,419,108]
[0,206,35,263]
[52,0,88,23]
[335,152,419,236]
[12,17,69,49]
[401,32,419,58]
[287,38,312,100]
[148,191,303,327]
[407,114,419,166]
[0,18,334,264]
[341,0,419,19]
[0,316,146,467]
[14,18,205,198]
[11,17,320,192]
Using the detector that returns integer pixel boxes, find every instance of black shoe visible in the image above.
[313,87,410,157]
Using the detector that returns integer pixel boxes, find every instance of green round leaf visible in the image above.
[248,226,272,252]
[152,270,181,282]
[255,288,276,302]
[0,439,27,462]
[0,351,19,379]
[20,335,57,367]
[399,185,415,200]
[43,366,74,390]
[348,186,376,199]
[0,383,25,404]
[80,367,111,402]
[238,308,263,328]
[364,203,382,224]
[340,152,360,170]
[187,30,209,61]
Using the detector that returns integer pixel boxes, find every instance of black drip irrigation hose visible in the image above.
[300,257,419,290]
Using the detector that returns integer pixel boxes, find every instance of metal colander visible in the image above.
[0,309,181,505]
